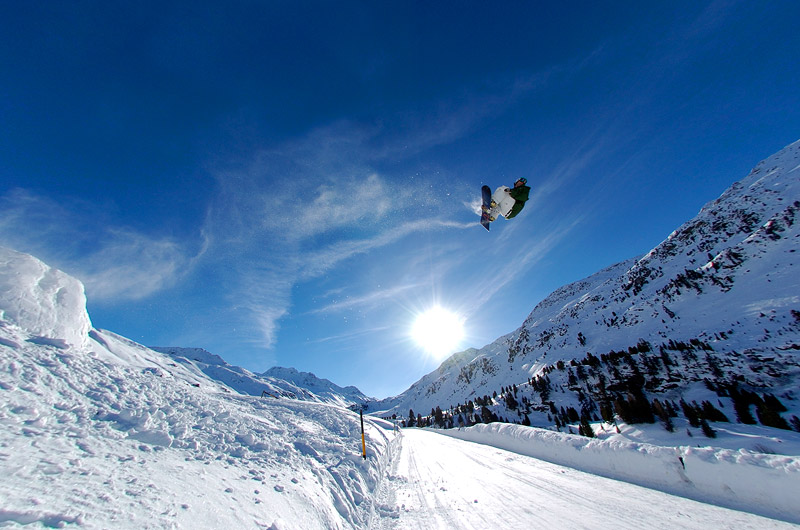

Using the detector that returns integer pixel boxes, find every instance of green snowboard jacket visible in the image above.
[506,184,531,219]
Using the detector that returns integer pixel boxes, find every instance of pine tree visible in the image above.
[434,406,444,428]
[680,399,701,428]
[763,393,788,413]
[408,409,416,427]
[790,416,800,433]
[613,397,631,423]
[579,414,595,438]
[700,400,729,422]
[505,392,519,411]
[653,399,674,432]
[700,418,717,438]
[729,385,756,424]
[567,407,580,423]
[756,402,791,430]
[599,402,614,423]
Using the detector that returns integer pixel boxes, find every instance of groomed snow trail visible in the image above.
[373,429,796,530]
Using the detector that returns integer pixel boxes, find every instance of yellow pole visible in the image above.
[360,409,367,460]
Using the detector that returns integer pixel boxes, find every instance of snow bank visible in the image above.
[0,248,399,528]
[437,423,800,524]
[0,247,91,349]
[0,321,399,528]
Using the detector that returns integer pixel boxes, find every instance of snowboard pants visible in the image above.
[488,186,516,219]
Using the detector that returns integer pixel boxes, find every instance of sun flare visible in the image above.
[411,306,465,359]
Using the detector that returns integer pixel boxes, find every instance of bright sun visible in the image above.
[411,306,465,359]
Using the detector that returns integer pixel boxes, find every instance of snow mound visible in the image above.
[0,247,91,349]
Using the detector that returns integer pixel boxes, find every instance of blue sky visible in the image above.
[1,1,799,398]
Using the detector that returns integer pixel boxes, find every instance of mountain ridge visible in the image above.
[150,346,371,407]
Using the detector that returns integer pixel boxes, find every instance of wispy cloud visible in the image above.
[298,218,475,280]
[198,120,485,349]
[309,283,421,315]
[79,229,194,300]
[0,188,202,302]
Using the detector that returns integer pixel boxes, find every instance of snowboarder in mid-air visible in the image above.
[480,178,530,231]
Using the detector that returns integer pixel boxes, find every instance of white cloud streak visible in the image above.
[308,283,421,315]
[0,189,201,302]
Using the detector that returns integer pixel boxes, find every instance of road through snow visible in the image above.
[373,429,796,529]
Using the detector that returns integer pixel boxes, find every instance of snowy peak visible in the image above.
[620,139,800,303]
[150,348,371,407]
[0,246,91,349]
[263,366,371,406]
[151,346,229,367]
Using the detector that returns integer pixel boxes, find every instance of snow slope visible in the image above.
[373,140,800,423]
[0,247,396,528]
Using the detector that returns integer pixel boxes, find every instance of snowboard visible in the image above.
[480,185,493,231]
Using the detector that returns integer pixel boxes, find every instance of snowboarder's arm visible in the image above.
[508,185,530,202]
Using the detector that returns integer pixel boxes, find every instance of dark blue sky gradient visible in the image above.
[2,1,799,397]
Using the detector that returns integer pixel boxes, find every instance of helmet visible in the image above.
[516,177,527,184]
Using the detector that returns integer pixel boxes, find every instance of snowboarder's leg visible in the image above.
[497,194,516,218]
[490,186,514,219]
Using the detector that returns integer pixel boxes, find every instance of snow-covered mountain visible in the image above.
[149,346,371,408]
[263,366,371,407]
[374,140,800,424]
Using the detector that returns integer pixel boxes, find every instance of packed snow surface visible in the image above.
[373,429,796,529]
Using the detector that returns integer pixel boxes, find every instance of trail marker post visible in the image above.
[360,409,367,460]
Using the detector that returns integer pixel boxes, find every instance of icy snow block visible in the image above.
[0,247,92,348]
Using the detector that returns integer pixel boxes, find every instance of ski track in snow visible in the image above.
[374,429,797,530]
